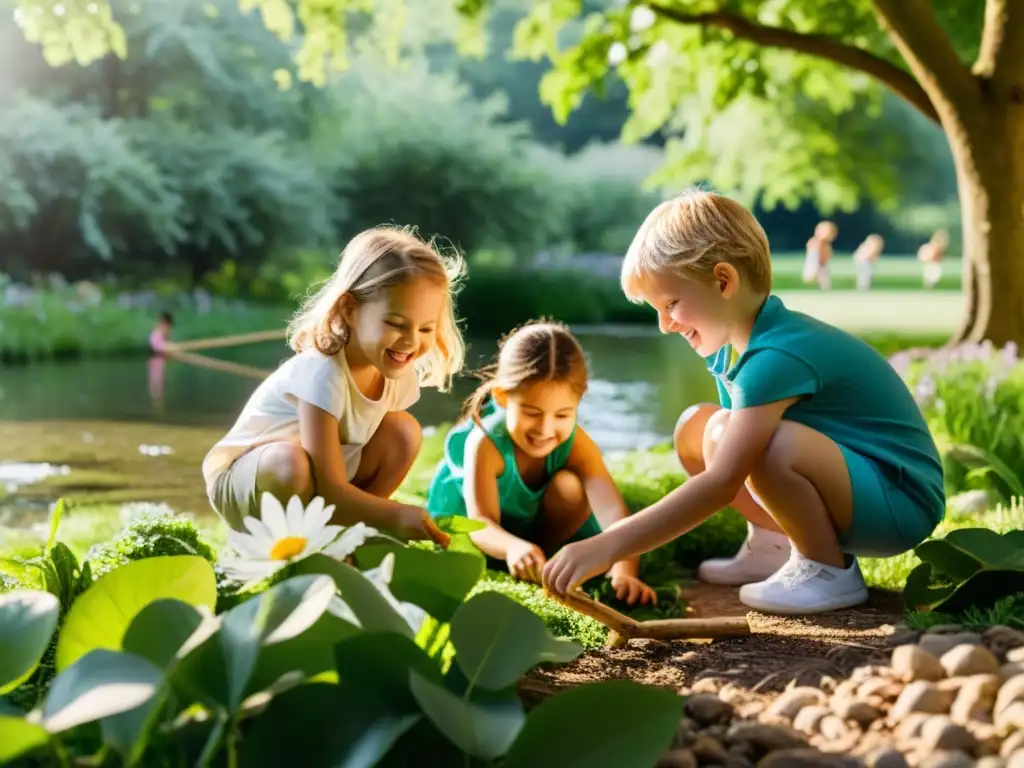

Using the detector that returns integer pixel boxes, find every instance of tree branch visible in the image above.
[645,2,940,125]
[975,0,1024,83]
[869,0,977,110]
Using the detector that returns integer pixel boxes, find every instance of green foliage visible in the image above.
[906,592,1024,632]
[83,506,218,582]
[903,528,1024,614]
[891,341,1024,501]
[0,549,682,766]
[0,590,60,695]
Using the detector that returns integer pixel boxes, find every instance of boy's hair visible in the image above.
[621,189,772,301]
[287,225,467,392]
[464,320,589,428]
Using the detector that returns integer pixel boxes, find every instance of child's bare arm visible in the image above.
[567,430,638,573]
[601,397,800,564]
[297,401,437,540]
[463,431,532,562]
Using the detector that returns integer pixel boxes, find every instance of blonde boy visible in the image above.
[542,190,944,615]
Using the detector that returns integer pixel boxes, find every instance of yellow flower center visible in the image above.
[269,536,307,561]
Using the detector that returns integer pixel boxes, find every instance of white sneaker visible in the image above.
[738,550,869,615]
[697,523,791,586]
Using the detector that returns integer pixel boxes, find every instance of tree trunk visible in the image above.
[946,96,1024,346]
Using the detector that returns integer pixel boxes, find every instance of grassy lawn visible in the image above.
[770,253,962,292]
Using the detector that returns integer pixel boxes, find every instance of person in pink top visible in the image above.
[148,312,173,353]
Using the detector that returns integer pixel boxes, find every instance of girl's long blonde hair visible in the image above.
[287,225,466,392]
[463,320,589,428]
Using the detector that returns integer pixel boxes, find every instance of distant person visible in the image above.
[918,229,949,289]
[541,190,945,616]
[201,226,465,544]
[148,312,174,354]
[425,321,656,605]
[852,234,885,291]
[803,221,837,291]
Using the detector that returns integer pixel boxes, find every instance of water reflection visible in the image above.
[0,331,716,452]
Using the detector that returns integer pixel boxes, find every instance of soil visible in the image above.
[521,583,906,704]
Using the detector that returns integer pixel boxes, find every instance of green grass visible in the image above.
[769,253,962,293]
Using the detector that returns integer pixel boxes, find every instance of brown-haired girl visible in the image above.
[426,321,656,605]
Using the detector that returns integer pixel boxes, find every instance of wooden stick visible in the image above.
[552,588,751,641]
[165,329,286,353]
[163,349,273,380]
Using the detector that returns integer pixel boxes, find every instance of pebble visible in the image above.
[767,687,828,720]
[1003,663,1024,681]
[1009,752,1024,768]
[919,750,976,768]
[819,714,852,741]
[977,758,1007,768]
[919,715,977,753]
[1008,648,1024,664]
[833,699,883,727]
[758,748,858,767]
[866,748,909,768]
[894,712,931,742]
[985,626,1024,658]
[950,674,1001,723]
[794,705,833,735]
[893,645,947,682]
[656,748,697,768]
[919,633,983,659]
[996,701,1024,734]
[941,644,1001,677]
[725,722,807,754]
[1002,730,1024,758]
[859,678,905,702]
[684,693,735,726]
[887,627,921,647]
[927,624,966,635]
[889,681,956,724]
[996,675,1024,720]
[691,734,728,764]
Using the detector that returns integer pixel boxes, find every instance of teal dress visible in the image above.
[706,294,945,557]
[426,401,602,552]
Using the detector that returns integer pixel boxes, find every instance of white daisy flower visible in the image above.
[219,493,345,584]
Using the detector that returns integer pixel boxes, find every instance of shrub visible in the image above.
[891,340,1024,500]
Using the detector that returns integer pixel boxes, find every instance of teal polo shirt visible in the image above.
[705,295,945,527]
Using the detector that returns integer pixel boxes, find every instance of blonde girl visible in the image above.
[803,221,837,291]
[918,229,949,289]
[426,321,656,605]
[202,226,464,544]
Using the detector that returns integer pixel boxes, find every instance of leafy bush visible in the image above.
[890,340,1024,501]
[903,527,1024,614]
[0,548,685,766]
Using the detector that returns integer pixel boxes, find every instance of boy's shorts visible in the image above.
[837,446,939,558]
[208,442,358,531]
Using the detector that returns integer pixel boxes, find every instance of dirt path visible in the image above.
[521,583,907,702]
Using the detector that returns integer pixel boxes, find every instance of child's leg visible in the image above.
[675,405,791,585]
[208,442,315,531]
[702,411,870,614]
[349,411,423,498]
[534,470,595,552]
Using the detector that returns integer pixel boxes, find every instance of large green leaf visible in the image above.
[102,599,221,763]
[434,516,487,535]
[55,556,217,671]
[923,569,1024,615]
[333,631,444,712]
[913,540,984,582]
[943,528,1024,566]
[0,716,50,763]
[504,679,683,768]
[449,592,583,691]
[41,649,163,733]
[238,682,420,768]
[903,562,956,611]
[294,554,413,638]
[0,590,60,694]
[219,574,336,712]
[356,545,484,622]
[408,669,525,760]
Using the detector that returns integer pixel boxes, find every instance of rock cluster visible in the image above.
[657,625,1024,768]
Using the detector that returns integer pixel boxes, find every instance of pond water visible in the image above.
[0,330,718,452]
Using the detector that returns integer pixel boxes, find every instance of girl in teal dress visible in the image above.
[426,321,656,606]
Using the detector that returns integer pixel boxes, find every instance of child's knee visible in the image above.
[255,443,314,502]
[546,470,587,510]
[674,403,719,461]
[381,411,423,466]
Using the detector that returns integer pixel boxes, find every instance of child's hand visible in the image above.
[506,539,546,583]
[542,537,616,597]
[608,573,657,606]
[395,505,451,549]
